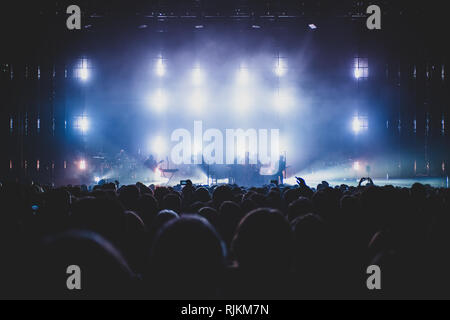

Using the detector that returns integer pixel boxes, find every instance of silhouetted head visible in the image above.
[291,213,329,260]
[213,185,234,207]
[198,207,220,229]
[153,187,170,204]
[70,197,125,243]
[161,193,181,214]
[136,182,153,196]
[283,188,302,205]
[122,211,147,273]
[189,201,206,213]
[152,209,179,230]
[241,198,257,214]
[218,201,244,247]
[264,191,282,210]
[32,230,134,299]
[312,188,340,221]
[340,195,361,222]
[194,187,211,203]
[149,215,226,298]
[288,197,313,222]
[232,208,293,272]
[136,194,159,229]
[118,185,140,211]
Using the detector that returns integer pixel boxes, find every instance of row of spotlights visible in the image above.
[155,62,289,79]
[150,89,294,113]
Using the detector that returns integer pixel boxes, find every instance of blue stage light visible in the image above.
[76,58,90,81]
[75,115,89,133]
[151,89,168,112]
[352,116,368,134]
[155,56,166,77]
[152,136,167,156]
[275,58,287,77]
[236,66,250,86]
[79,159,87,171]
[189,89,207,112]
[192,66,204,86]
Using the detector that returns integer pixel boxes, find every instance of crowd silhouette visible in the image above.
[0,177,449,299]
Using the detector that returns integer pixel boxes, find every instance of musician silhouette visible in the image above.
[144,155,158,171]
[277,155,286,185]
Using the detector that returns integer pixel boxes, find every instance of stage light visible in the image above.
[151,89,168,112]
[273,90,294,112]
[352,116,368,134]
[77,58,90,81]
[237,66,250,86]
[352,117,362,133]
[234,90,252,111]
[189,89,206,112]
[79,68,89,81]
[153,167,170,184]
[353,161,360,171]
[155,56,165,77]
[75,116,89,133]
[152,136,166,156]
[353,58,369,79]
[94,176,100,183]
[309,24,317,30]
[79,160,87,171]
[275,59,287,77]
[192,67,204,86]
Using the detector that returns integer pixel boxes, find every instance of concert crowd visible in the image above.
[0,178,449,299]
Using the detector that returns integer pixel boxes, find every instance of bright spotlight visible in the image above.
[79,160,87,171]
[94,176,100,183]
[151,89,168,112]
[275,59,287,77]
[308,24,317,30]
[151,136,166,156]
[234,90,252,111]
[75,116,89,133]
[79,68,89,81]
[352,116,368,134]
[237,67,250,86]
[77,58,90,81]
[274,90,294,112]
[353,161,360,171]
[192,67,204,86]
[353,58,369,79]
[155,57,166,77]
[189,90,206,112]
[352,117,362,133]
